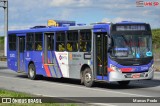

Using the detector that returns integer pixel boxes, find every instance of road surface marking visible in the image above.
[0,75,152,97]
[34,94,117,106]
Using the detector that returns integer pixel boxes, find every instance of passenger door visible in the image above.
[17,34,25,72]
[94,33,108,80]
[44,32,54,64]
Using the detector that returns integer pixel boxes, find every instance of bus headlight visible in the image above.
[110,64,121,73]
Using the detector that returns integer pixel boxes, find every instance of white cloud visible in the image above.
[1,0,159,34]
[8,25,33,30]
[102,17,130,23]
[58,9,73,20]
[50,0,74,7]
[50,0,91,7]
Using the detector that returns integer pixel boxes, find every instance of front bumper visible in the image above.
[109,67,154,81]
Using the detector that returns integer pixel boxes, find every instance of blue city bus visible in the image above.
[7,20,154,87]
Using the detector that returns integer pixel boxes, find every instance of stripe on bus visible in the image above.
[48,51,58,77]
[42,54,52,77]
[54,52,63,77]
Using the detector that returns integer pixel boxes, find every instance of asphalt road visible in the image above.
[0,61,160,106]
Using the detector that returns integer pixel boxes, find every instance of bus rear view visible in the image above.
[108,22,154,85]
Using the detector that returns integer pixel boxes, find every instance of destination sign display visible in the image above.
[116,25,146,31]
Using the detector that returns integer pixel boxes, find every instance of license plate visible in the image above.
[132,74,140,78]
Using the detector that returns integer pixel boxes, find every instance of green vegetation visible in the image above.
[152,29,160,71]
[0,36,4,44]
[0,36,4,50]
[152,28,160,49]
[0,89,78,106]
[0,89,31,97]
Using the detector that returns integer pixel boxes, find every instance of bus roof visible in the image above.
[8,21,149,34]
[8,26,68,34]
[8,23,111,34]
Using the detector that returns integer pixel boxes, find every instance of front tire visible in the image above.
[28,63,37,80]
[118,81,130,86]
[83,68,94,87]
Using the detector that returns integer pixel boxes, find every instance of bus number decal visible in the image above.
[141,66,148,71]
[27,52,30,57]
[10,54,15,58]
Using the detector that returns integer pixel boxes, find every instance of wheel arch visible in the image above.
[80,64,91,73]
[28,61,35,67]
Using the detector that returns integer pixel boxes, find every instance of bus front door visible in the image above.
[94,33,108,80]
[17,35,25,72]
[44,33,54,64]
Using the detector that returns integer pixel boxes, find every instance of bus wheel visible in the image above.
[28,63,36,80]
[80,71,84,84]
[118,81,130,86]
[83,68,94,87]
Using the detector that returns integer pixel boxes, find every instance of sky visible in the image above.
[0,0,160,36]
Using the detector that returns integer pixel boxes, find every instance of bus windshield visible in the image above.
[111,34,152,59]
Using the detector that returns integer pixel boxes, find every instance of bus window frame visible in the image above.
[67,30,79,52]
[55,31,66,52]
[26,33,35,51]
[8,34,17,51]
[35,32,43,51]
[79,29,92,52]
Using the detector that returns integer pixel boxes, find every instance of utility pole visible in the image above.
[0,0,8,57]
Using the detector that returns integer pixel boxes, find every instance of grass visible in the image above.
[0,89,78,106]
[0,89,31,97]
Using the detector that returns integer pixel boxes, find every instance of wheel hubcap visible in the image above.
[29,67,34,78]
[85,72,91,83]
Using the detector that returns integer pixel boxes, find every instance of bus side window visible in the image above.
[58,43,65,51]
[56,32,65,52]
[35,32,43,51]
[8,34,16,51]
[67,43,72,51]
[86,42,91,51]
[36,43,42,50]
[72,42,78,51]
[79,30,91,52]
[27,42,34,50]
[26,33,34,51]
[67,31,78,52]
[80,41,86,52]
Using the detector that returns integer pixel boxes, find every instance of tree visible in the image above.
[0,36,4,50]
[152,29,160,49]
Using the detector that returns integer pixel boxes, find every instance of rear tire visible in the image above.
[83,68,94,87]
[118,81,130,86]
[28,63,37,80]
